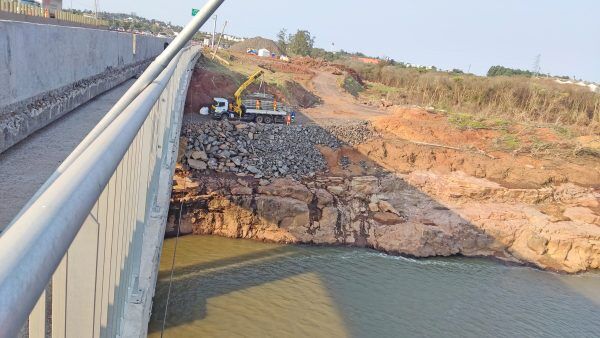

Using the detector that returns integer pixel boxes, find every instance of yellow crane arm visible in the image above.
[234,70,264,115]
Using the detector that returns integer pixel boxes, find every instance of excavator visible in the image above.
[210,70,289,123]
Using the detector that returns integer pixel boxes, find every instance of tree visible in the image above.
[277,28,288,54]
[487,65,533,77]
[287,30,315,56]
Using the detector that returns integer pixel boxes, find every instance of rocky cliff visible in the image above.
[171,119,600,273]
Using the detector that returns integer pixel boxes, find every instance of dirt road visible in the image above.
[302,72,386,123]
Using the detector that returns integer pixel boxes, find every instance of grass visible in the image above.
[340,75,364,97]
[447,113,512,131]
[553,125,576,139]
[494,133,521,151]
[448,113,488,130]
[335,58,600,133]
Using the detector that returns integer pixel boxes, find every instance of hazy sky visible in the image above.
[72,0,599,82]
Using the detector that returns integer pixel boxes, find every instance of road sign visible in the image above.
[192,8,200,16]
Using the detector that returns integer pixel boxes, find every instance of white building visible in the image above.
[257,49,271,57]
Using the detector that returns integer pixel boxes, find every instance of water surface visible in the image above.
[149,236,600,338]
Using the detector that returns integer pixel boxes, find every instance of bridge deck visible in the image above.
[0,80,135,230]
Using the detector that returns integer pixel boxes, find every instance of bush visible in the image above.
[335,58,600,131]
[340,75,364,97]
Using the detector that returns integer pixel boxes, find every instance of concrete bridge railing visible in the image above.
[0,1,224,337]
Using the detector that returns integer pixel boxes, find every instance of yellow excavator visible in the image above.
[210,70,288,123]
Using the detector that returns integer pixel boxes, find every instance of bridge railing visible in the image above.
[0,0,109,27]
[0,1,224,337]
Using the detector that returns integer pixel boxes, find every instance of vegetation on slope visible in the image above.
[337,59,600,132]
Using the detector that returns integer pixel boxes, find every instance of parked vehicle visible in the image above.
[209,70,290,124]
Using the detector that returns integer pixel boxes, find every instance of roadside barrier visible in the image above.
[0,0,109,27]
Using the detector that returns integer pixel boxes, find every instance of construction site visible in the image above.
[165,38,600,275]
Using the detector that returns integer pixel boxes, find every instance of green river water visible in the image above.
[148,236,600,338]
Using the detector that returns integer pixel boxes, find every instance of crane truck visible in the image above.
[210,70,290,124]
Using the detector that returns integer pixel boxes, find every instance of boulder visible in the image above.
[188,159,207,170]
[255,195,310,231]
[373,212,405,225]
[315,189,334,208]
[257,178,313,203]
[350,176,379,196]
[231,186,253,195]
[191,150,208,161]
[378,200,402,216]
[327,186,345,196]
[368,203,380,212]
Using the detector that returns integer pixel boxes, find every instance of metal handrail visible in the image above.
[4,0,225,232]
[0,1,225,336]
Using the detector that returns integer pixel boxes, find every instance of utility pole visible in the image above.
[212,20,228,60]
[94,0,98,19]
[211,15,217,49]
[532,54,541,77]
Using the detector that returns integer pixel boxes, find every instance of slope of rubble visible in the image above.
[180,120,378,179]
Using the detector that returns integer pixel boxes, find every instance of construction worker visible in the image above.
[285,114,291,126]
[291,111,296,123]
[255,99,261,110]
[273,100,278,111]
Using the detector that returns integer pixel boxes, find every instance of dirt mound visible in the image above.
[292,57,364,85]
[282,81,321,108]
[184,67,239,114]
[230,37,282,55]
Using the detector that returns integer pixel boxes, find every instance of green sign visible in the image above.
[192,8,200,16]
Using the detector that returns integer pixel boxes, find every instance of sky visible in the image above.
[70,0,600,82]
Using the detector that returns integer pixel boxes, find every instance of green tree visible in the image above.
[487,65,533,77]
[287,30,315,56]
[277,28,288,54]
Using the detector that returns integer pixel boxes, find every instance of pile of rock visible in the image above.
[181,120,379,179]
[321,121,379,146]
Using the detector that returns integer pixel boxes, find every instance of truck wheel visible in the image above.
[256,116,264,123]
[220,113,228,121]
[264,116,273,124]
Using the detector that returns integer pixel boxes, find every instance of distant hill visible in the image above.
[230,37,282,55]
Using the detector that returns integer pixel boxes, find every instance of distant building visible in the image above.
[222,34,244,42]
[257,49,271,57]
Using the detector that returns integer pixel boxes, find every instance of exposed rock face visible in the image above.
[171,171,600,273]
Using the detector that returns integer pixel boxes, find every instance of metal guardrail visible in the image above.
[0,0,109,27]
[0,0,224,337]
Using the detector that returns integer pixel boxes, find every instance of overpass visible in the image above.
[0,0,225,337]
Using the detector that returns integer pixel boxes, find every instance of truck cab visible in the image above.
[210,98,230,120]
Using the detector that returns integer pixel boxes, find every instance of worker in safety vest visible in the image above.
[285,114,291,126]
[255,100,261,110]
[273,100,278,111]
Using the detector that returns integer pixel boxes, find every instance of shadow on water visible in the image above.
[148,236,600,338]
[148,243,316,335]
